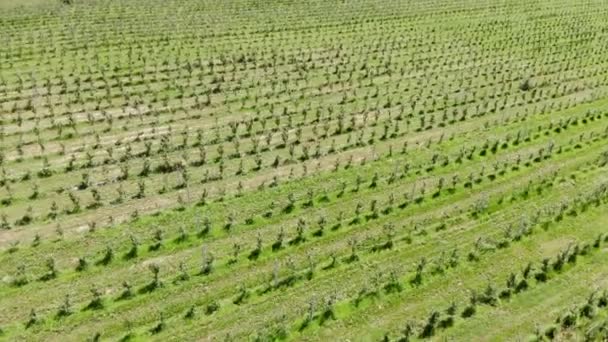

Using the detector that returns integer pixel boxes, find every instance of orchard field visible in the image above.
[2,0,608,340]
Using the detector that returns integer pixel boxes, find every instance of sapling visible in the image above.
[445,301,458,318]
[380,223,395,250]
[40,257,58,281]
[559,308,577,328]
[291,218,307,244]
[224,213,236,231]
[205,300,220,315]
[303,188,314,207]
[28,233,40,248]
[150,313,165,334]
[447,248,460,268]
[87,287,104,310]
[16,206,33,226]
[175,261,190,283]
[420,310,440,338]
[331,211,344,231]
[119,281,133,300]
[598,290,608,307]
[248,233,263,260]
[176,194,186,211]
[0,213,10,230]
[139,159,151,177]
[369,198,381,219]
[76,257,88,272]
[197,189,208,206]
[552,247,568,271]
[120,320,134,341]
[133,179,146,199]
[78,172,90,190]
[228,243,241,265]
[580,292,597,318]
[319,295,336,324]
[272,227,285,251]
[29,184,39,200]
[99,245,113,265]
[12,265,28,287]
[461,291,478,318]
[346,238,359,262]
[184,306,196,319]
[201,247,214,275]
[411,257,427,286]
[67,191,81,214]
[123,234,139,260]
[113,184,125,204]
[398,322,416,342]
[305,253,316,280]
[233,285,250,305]
[56,294,72,318]
[25,309,39,329]
[272,155,280,168]
[147,263,161,290]
[324,252,338,270]
[382,193,396,215]
[259,201,274,219]
[478,284,499,306]
[37,157,53,178]
[198,216,211,237]
[370,172,379,188]
[284,193,296,213]
[149,228,163,251]
[270,175,279,188]
[300,298,316,331]
[351,202,363,224]
[385,270,403,293]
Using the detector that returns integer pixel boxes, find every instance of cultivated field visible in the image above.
[1,0,608,340]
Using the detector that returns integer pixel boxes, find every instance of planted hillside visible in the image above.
[1,0,608,340]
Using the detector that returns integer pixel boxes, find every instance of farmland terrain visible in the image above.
[1,0,608,340]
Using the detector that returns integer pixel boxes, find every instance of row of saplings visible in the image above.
[3,74,576,201]
[2,109,577,230]
[258,184,608,340]
[4,66,608,340]
[8,146,607,337]
[11,173,587,338]
[4,98,601,226]
[286,181,608,340]
[532,289,608,340]
[6,142,594,296]
[7,146,557,291]
[381,234,608,341]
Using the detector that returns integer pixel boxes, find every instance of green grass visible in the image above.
[1,0,608,340]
